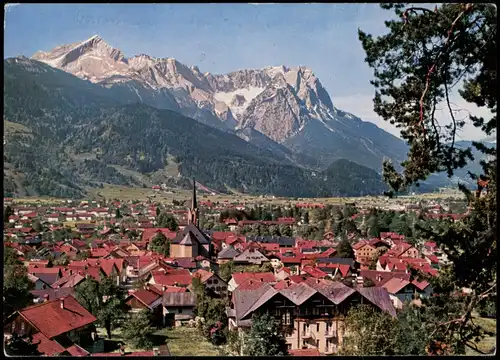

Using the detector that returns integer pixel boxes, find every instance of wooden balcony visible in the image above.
[324,330,336,338]
[302,331,313,339]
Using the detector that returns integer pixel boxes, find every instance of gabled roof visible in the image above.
[179,232,198,246]
[127,289,161,307]
[151,272,192,287]
[172,224,209,245]
[313,281,357,304]
[358,287,397,317]
[18,295,97,339]
[233,248,268,262]
[32,332,66,355]
[359,270,410,286]
[217,245,241,259]
[193,269,218,284]
[280,282,318,305]
[302,266,328,279]
[31,287,75,301]
[231,272,276,286]
[412,279,431,291]
[52,273,86,288]
[382,277,411,294]
[233,283,276,321]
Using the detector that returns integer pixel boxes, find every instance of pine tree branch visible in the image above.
[416,4,474,138]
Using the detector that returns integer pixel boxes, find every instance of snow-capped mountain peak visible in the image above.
[29,35,408,171]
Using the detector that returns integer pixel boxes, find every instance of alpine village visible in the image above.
[3,3,497,358]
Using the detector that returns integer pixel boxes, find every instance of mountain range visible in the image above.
[3,35,487,198]
[30,35,408,171]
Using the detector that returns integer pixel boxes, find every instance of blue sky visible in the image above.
[4,3,488,140]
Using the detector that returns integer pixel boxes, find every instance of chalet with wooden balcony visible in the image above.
[227,280,396,355]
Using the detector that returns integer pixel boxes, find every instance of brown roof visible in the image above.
[280,282,317,305]
[232,283,275,321]
[358,287,397,317]
[162,292,197,307]
[172,224,209,245]
[232,280,397,320]
[51,273,86,288]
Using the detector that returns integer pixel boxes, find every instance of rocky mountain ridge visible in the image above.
[31,35,408,171]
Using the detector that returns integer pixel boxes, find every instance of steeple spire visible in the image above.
[188,177,199,226]
[192,177,197,211]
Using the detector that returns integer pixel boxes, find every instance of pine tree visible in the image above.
[122,310,154,350]
[359,3,496,354]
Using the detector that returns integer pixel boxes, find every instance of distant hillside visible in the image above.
[3,57,388,198]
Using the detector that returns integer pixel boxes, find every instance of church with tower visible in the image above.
[170,178,211,259]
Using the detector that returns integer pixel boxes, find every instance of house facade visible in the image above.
[228,281,396,355]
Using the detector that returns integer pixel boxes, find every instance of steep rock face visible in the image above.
[31,35,409,170]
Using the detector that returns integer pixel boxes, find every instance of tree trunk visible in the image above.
[106,321,112,339]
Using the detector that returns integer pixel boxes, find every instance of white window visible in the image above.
[282,312,291,325]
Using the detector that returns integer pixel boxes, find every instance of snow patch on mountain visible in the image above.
[213,86,265,120]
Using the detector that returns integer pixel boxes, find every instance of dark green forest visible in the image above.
[3,57,387,198]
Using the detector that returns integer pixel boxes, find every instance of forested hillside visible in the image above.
[4,57,387,198]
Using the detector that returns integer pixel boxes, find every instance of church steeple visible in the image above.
[191,177,197,211]
[188,177,199,226]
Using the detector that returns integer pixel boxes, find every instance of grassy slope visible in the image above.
[466,316,496,355]
[94,327,220,356]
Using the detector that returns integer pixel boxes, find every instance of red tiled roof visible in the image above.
[65,344,90,356]
[258,243,280,252]
[32,332,65,355]
[225,235,246,245]
[211,231,235,241]
[28,267,61,275]
[289,348,321,356]
[288,275,307,283]
[99,259,119,277]
[273,280,291,290]
[321,248,337,257]
[231,272,276,286]
[129,289,161,306]
[90,248,110,258]
[360,270,410,286]
[382,277,411,294]
[295,240,317,249]
[141,228,178,242]
[19,295,97,339]
[330,264,351,277]
[302,266,328,279]
[236,278,267,291]
[193,269,214,283]
[412,279,431,291]
[151,273,192,287]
